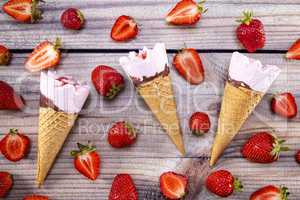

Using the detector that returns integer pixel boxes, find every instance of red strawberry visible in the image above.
[0,81,25,110]
[2,0,42,23]
[23,195,49,200]
[91,65,125,100]
[109,174,138,200]
[111,15,138,42]
[0,45,11,65]
[206,170,243,197]
[271,92,298,119]
[0,129,30,162]
[286,39,300,60]
[70,143,100,181]
[189,112,210,136]
[250,185,289,200]
[160,172,188,200]
[0,172,13,198]
[25,38,61,73]
[108,121,137,148]
[61,8,85,30]
[173,48,205,85]
[242,132,289,163]
[295,150,300,164]
[166,0,206,26]
[236,11,266,53]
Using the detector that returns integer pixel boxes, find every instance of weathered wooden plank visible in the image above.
[0,0,300,50]
[1,52,299,199]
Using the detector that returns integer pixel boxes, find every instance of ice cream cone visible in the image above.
[210,52,281,166]
[210,82,263,166]
[36,107,77,186]
[36,71,90,186]
[137,74,185,155]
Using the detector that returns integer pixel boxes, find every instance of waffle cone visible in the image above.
[210,82,263,166]
[36,107,77,186]
[137,75,185,155]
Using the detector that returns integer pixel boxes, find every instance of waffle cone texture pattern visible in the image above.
[36,107,77,186]
[210,82,263,166]
[137,74,185,155]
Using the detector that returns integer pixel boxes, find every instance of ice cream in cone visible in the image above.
[37,71,90,186]
[210,52,281,166]
[120,43,185,155]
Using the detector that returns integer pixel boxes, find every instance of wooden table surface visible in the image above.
[1,0,300,199]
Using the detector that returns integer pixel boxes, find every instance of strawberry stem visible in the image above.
[197,0,207,14]
[54,38,62,50]
[233,178,243,192]
[70,142,96,156]
[106,84,124,100]
[280,186,290,200]
[237,11,253,25]
[31,0,43,23]
[9,128,18,135]
[125,122,137,139]
[271,136,289,160]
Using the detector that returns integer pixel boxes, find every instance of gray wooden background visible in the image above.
[1,0,300,199]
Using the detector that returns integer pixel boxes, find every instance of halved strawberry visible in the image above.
[173,48,205,85]
[250,185,289,200]
[111,15,138,42]
[0,129,30,162]
[166,0,206,25]
[271,92,298,119]
[109,174,138,200]
[25,38,61,73]
[0,172,13,198]
[160,171,188,200]
[23,195,49,200]
[286,39,300,60]
[70,143,100,181]
[2,0,42,23]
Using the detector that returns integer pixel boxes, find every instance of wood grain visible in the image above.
[1,52,300,199]
[0,0,300,50]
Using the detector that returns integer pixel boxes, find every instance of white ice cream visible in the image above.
[229,52,281,93]
[119,43,168,82]
[40,70,90,114]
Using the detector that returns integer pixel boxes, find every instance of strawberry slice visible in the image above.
[160,172,188,200]
[109,174,138,200]
[0,81,25,110]
[111,15,138,42]
[250,185,289,200]
[25,38,61,73]
[271,92,298,119]
[70,143,100,181]
[166,0,206,25]
[0,129,30,162]
[23,195,49,200]
[2,0,42,23]
[173,48,205,85]
[286,39,300,60]
[0,172,13,198]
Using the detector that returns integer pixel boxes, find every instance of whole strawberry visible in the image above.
[0,81,25,110]
[2,0,42,23]
[242,132,289,163]
[206,170,243,197]
[160,172,188,199]
[70,143,100,181]
[109,174,138,200]
[189,112,210,136]
[0,172,13,198]
[91,65,125,100]
[61,8,85,30]
[0,129,30,162]
[108,121,137,148]
[0,45,11,65]
[236,11,265,53]
[250,185,289,200]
